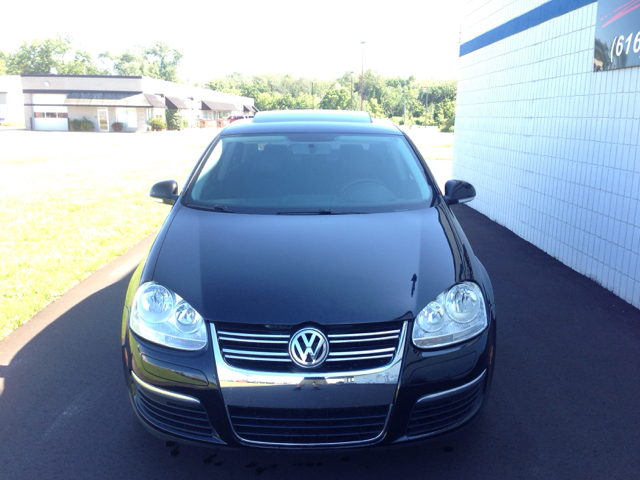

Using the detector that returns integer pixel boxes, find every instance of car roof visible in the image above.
[221,110,403,136]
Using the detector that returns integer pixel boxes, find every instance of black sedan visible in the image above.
[121,110,496,449]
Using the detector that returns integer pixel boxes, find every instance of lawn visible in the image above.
[0,126,452,339]
[403,127,454,160]
[0,129,213,338]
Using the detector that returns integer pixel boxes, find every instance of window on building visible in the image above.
[116,108,138,128]
[34,107,68,118]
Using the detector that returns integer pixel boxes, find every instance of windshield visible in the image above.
[183,133,433,214]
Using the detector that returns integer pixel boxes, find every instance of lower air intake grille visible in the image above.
[228,405,390,446]
[405,371,486,438]
[134,380,214,440]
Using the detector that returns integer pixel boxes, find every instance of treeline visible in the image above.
[205,72,456,130]
[0,35,182,82]
[1,36,456,130]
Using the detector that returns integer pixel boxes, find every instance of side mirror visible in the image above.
[150,180,179,205]
[443,179,476,205]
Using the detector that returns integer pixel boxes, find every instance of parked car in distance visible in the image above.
[121,109,496,449]
[227,115,248,123]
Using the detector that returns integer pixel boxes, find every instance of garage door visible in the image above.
[33,110,69,131]
[32,95,69,131]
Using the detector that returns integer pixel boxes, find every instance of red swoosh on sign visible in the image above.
[602,0,640,28]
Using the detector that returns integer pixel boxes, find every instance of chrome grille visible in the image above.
[215,321,404,373]
[217,330,290,363]
[228,405,390,446]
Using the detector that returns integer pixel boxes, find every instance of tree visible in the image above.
[0,51,6,75]
[5,36,67,74]
[423,80,456,105]
[319,85,351,110]
[336,70,354,89]
[292,93,314,110]
[421,80,457,126]
[362,98,384,118]
[434,99,456,131]
[165,109,185,130]
[204,72,246,95]
[255,92,277,111]
[101,42,183,82]
[273,93,298,110]
[4,35,102,75]
[380,81,404,117]
[146,42,182,83]
[59,49,103,74]
[593,39,611,71]
[203,73,329,111]
[100,47,159,77]
[202,72,457,121]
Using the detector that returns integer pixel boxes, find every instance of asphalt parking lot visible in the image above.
[1,201,638,479]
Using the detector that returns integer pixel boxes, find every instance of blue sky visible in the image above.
[1,0,462,82]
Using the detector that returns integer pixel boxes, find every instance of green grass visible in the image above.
[412,146,453,161]
[0,130,212,338]
[401,128,454,160]
[0,128,453,339]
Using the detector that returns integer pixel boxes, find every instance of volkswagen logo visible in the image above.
[289,328,329,368]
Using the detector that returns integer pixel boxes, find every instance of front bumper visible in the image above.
[124,318,495,450]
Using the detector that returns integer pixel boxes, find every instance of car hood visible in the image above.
[151,205,463,325]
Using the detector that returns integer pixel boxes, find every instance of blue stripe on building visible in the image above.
[460,0,596,56]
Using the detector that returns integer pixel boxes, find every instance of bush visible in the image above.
[165,109,184,130]
[148,117,166,131]
[434,99,455,132]
[70,116,94,132]
[183,118,189,129]
[111,122,123,132]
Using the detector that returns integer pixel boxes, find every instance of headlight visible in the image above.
[129,282,207,351]
[412,282,487,349]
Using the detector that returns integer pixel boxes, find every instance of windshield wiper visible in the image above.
[211,204,236,213]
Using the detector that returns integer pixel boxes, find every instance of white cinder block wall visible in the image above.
[454,0,640,308]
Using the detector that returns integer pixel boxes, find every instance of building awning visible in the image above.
[165,96,188,109]
[201,99,237,111]
[243,104,258,113]
[63,91,161,107]
[144,93,167,109]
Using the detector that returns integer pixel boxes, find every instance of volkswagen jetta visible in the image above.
[121,110,496,449]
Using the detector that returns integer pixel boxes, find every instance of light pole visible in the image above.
[424,86,429,127]
[360,41,365,111]
[350,71,354,110]
[403,79,406,125]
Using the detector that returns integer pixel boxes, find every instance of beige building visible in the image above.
[0,76,25,125]
[14,74,256,132]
